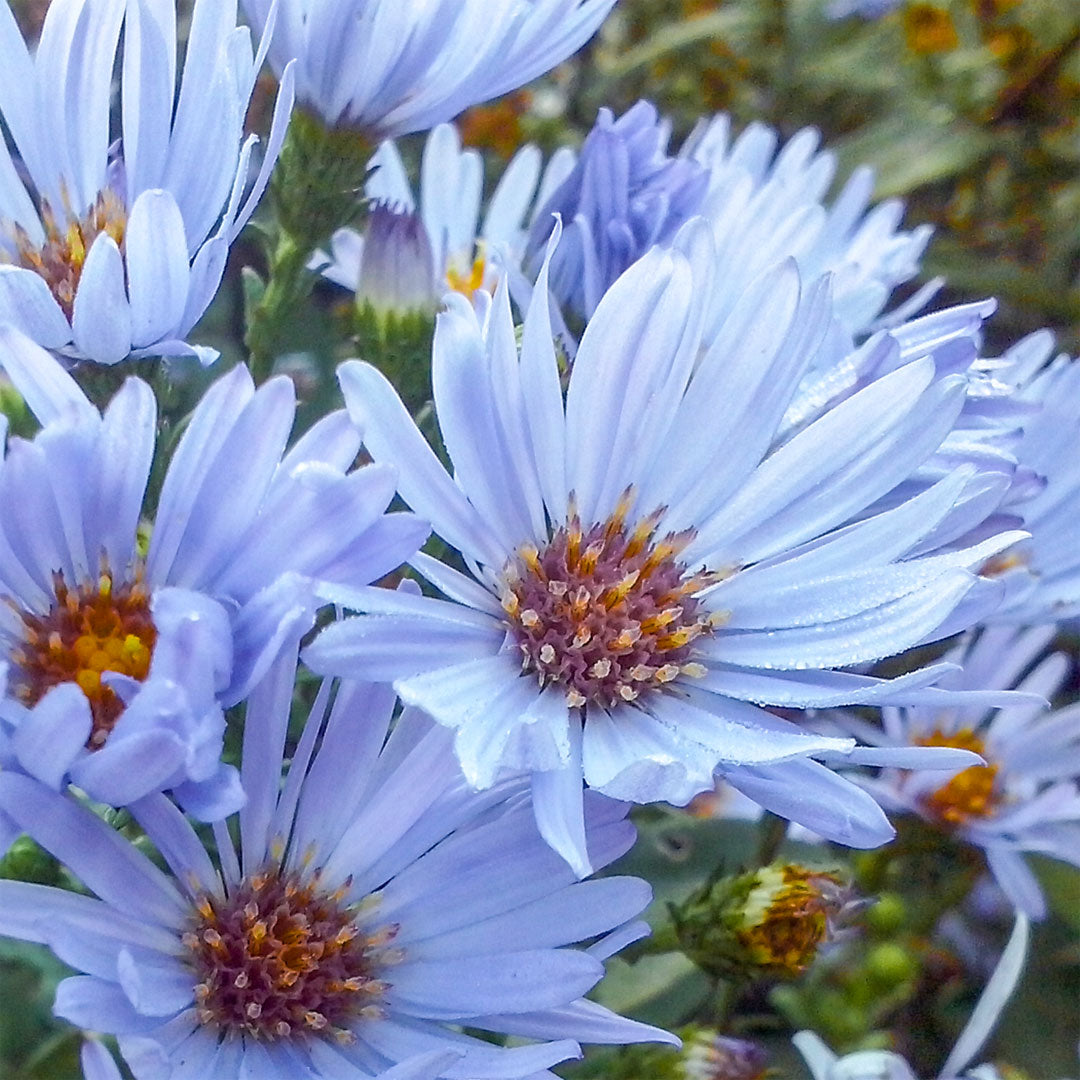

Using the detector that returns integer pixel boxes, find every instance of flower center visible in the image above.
[918,729,1001,825]
[737,866,846,977]
[445,249,489,301]
[5,190,127,319]
[12,569,156,749]
[500,495,722,709]
[185,867,397,1044]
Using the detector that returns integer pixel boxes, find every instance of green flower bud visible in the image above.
[673,863,861,981]
[865,942,918,988]
[865,892,907,937]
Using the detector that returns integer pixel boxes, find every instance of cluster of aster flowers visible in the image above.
[0,1,1076,1078]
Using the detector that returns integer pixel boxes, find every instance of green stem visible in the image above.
[241,109,373,382]
[245,231,314,383]
[755,811,788,867]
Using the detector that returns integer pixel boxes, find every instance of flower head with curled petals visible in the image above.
[0,0,294,364]
[0,647,674,1079]
[306,225,1024,877]
[0,328,426,824]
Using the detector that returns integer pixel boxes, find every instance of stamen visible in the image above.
[12,567,156,750]
[501,500,716,709]
[186,866,393,1043]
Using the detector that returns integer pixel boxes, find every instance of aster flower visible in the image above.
[981,341,1080,623]
[0,0,294,365]
[524,102,932,335]
[317,123,574,312]
[306,230,1023,876]
[0,328,426,821]
[843,626,1080,918]
[0,645,674,1079]
[239,0,616,139]
[793,913,1029,1080]
[525,101,710,319]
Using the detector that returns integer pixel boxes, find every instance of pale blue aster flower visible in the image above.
[794,913,1029,1080]
[0,644,674,1079]
[0,328,426,822]
[685,114,935,341]
[525,100,710,319]
[980,340,1080,623]
[845,626,1080,918]
[317,123,574,313]
[239,0,616,138]
[0,0,295,365]
[305,228,1022,877]
[523,103,933,334]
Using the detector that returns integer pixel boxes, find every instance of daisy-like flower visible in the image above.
[0,328,426,820]
[0,0,294,365]
[0,645,674,1079]
[524,102,933,336]
[239,0,616,139]
[524,100,710,319]
[847,626,1080,918]
[793,913,1029,1080]
[306,229,1022,876]
[982,342,1080,623]
[317,123,574,312]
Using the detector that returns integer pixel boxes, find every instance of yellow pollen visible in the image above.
[187,867,395,1041]
[14,567,157,751]
[918,729,1001,825]
[502,497,717,709]
[445,250,488,301]
[6,189,128,319]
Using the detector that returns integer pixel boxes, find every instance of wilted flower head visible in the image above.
[240,0,616,138]
[794,913,1029,1080]
[0,0,294,364]
[306,228,1019,876]
[0,646,674,1078]
[0,329,425,821]
[847,626,1080,918]
[526,100,710,318]
[673,862,861,981]
[683,1033,768,1080]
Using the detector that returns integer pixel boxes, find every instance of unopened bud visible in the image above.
[673,863,862,980]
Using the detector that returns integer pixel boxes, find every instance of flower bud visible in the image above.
[673,863,862,980]
[355,203,438,325]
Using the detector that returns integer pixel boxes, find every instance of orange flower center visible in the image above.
[186,867,397,1044]
[13,569,156,749]
[918,729,1001,825]
[5,190,127,318]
